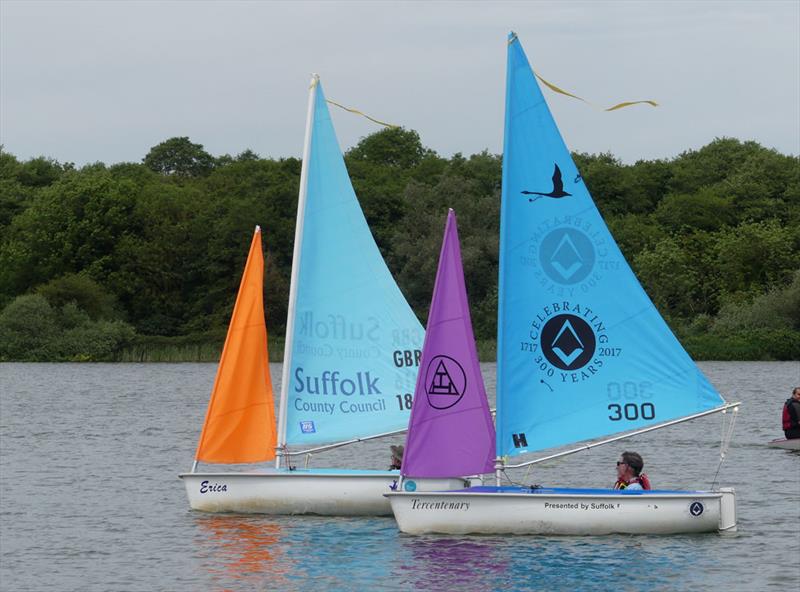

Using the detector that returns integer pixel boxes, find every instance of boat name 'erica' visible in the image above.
[199,481,228,494]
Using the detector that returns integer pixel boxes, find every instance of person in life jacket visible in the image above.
[389,445,404,470]
[782,387,800,439]
[613,451,652,490]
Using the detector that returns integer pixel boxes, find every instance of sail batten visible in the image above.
[497,34,725,458]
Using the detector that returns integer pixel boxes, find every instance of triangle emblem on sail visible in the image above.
[424,354,467,409]
[428,360,460,395]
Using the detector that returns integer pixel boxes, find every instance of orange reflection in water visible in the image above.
[195,515,293,589]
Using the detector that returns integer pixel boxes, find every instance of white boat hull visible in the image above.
[767,438,800,450]
[386,486,737,535]
[180,469,467,516]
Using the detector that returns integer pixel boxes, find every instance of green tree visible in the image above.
[346,127,432,169]
[143,137,215,177]
[668,138,760,194]
[714,220,800,297]
[16,156,66,187]
[634,236,705,317]
[654,188,735,233]
[36,273,119,320]
[0,294,59,360]
[714,269,800,332]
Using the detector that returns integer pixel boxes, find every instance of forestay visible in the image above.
[496,33,726,458]
[283,80,424,447]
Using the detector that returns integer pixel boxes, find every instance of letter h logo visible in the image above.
[512,433,528,448]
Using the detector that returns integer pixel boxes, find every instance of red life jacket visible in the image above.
[614,473,652,490]
[782,399,800,431]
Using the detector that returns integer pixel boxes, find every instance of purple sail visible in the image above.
[402,209,496,478]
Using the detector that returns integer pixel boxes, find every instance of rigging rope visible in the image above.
[711,406,739,490]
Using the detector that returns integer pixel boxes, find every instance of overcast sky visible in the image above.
[1,1,798,166]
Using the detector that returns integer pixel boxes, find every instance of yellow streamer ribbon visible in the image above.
[325,99,399,129]
[509,30,658,111]
[534,72,658,111]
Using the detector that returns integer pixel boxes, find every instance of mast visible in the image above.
[276,73,319,469]
[495,32,517,486]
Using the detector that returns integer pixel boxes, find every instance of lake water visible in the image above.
[1,361,798,591]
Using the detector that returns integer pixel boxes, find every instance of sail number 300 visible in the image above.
[606,381,655,421]
[608,402,655,421]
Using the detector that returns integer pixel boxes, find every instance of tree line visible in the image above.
[0,131,798,361]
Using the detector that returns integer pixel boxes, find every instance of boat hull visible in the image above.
[386,486,737,535]
[180,469,467,516]
[767,438,800,450]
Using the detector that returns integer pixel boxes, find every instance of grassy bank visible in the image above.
[114,331,800,363]
[117,334,286,363]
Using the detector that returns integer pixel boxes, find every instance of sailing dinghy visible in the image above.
[386,33,740,535]
[180,76,465,515]
[767,438,800,450]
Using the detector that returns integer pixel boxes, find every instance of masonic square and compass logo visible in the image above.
[424,355,467,410]
[539,228,596,285]
[524,302,611,386]
[541,314,596,371]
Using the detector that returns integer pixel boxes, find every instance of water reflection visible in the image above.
[189,509,721,591]
[194,515,292,589]
[393,533,706,591]
[398,536,510,589]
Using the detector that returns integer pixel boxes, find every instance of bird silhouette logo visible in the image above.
[521,164,572,203]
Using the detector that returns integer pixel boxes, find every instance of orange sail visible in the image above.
[195,226,277,463]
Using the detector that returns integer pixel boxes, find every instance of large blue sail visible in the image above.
[496,34,725,458]
[285,81,424,446]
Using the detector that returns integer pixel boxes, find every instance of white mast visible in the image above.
[276,73,319,469]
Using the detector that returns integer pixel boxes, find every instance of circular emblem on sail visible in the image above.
[539,228,595,285]
[540,314,596,371]
[689,501,704,517]
[424,355,467,410]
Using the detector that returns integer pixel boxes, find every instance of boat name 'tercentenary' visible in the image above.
[410,499,470,511]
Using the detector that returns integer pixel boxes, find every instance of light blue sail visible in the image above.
[496,34,725,458]
[285,81,424,446]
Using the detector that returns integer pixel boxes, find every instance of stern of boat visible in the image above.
[718,487,737,532]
